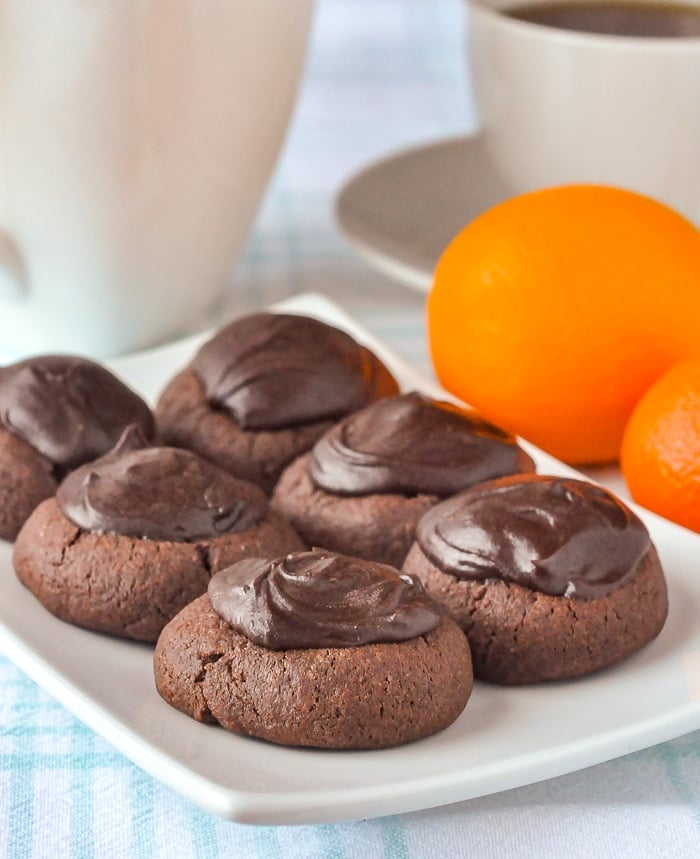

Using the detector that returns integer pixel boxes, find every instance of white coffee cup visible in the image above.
[0,0,314,359]
[466,0,700,224]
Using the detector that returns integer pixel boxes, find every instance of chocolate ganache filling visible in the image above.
[208,550,441,649]
[57,426,267,541]
[191,313,398,430]
[0,355,154,470]
[309,392,534,497]
[416,475,651,599]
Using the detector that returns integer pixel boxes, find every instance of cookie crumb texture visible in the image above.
[156,369,336,494]
[13,499,304,642]
[272,453,437,569]
[154,595,473,749]
[403,544,668,684]
[0,428,56,542]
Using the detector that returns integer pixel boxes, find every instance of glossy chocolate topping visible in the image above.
[191,313,398,430]
[417,475,651,599]
[57,426,267,541]
[208,549,441,650]
[0,355,154,470]
[309,392,534,497]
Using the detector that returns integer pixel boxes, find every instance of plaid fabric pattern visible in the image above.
[2,658,699,858]
[2,1,699,856]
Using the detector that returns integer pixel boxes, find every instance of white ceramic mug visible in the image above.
[0,0,314,359]
[466,0,700,224]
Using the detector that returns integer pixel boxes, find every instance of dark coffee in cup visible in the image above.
[506,1,700,38]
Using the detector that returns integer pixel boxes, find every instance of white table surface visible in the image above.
[2,1,699,856]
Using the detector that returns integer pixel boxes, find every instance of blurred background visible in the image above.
[4,3,700,857]
[221,0,471,373]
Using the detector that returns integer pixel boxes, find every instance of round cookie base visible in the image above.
[0,428,56,542]
[272,452,438,569]
[154,594,473,749]
[155,369,337,494]
[402,543,669,684]
[13,498,305,642]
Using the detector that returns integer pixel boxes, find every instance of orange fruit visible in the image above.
[621,357,700,533]
[427,184,700,464]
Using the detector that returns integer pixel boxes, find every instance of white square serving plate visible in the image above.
[0,292,698,825]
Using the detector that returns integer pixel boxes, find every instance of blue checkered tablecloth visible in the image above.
[2,1,699,856]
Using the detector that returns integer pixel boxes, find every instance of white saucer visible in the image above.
[334,135,510,292]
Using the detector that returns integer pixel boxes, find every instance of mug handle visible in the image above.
[0,232,27,300]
